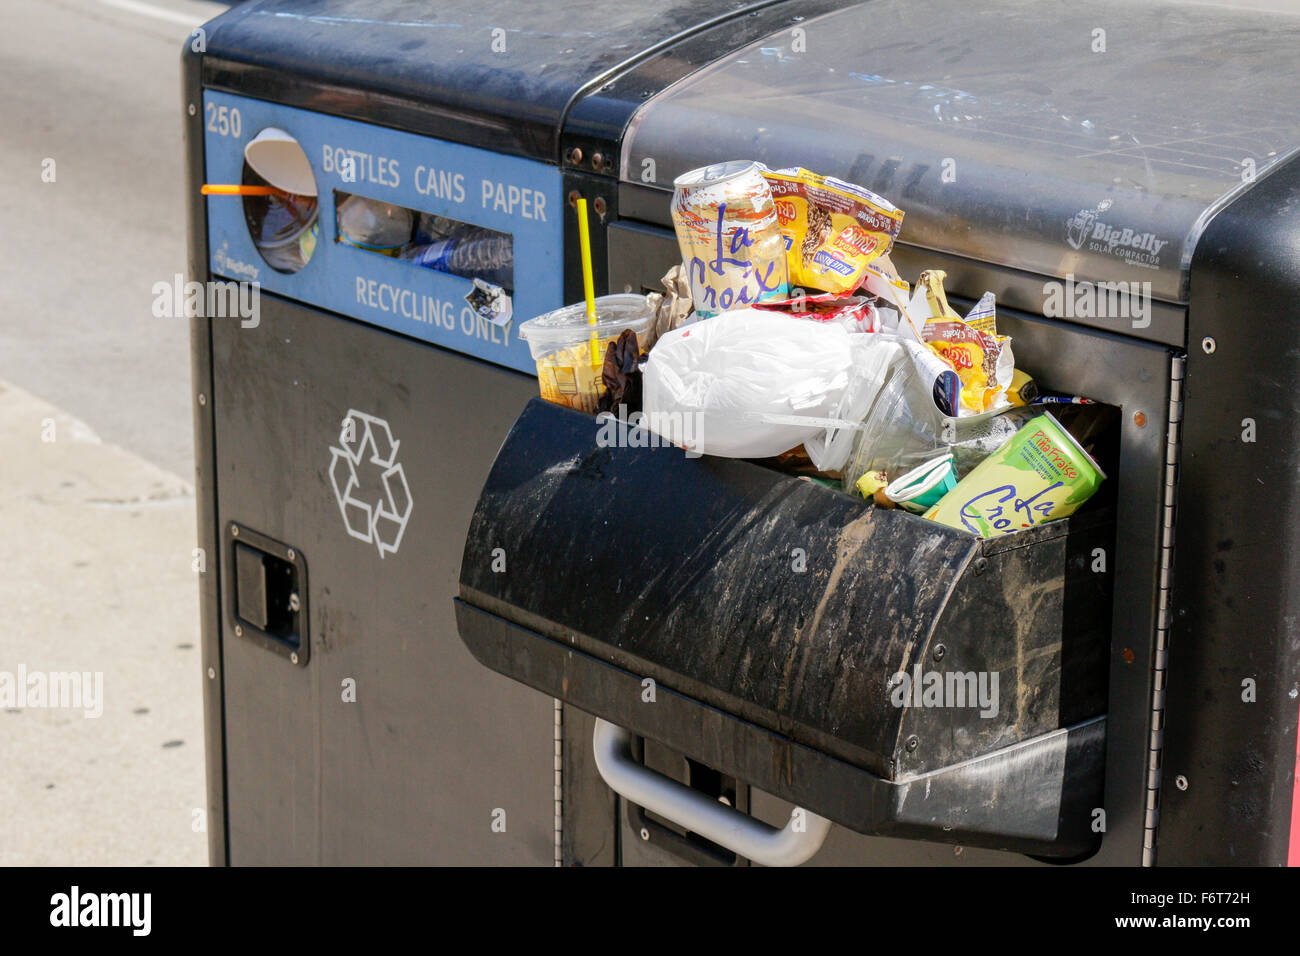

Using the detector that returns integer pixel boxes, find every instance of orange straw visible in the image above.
[201,184,287,197]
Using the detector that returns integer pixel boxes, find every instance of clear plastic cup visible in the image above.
[518,295,654,413]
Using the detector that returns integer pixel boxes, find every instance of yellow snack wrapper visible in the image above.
[762,167,904,295]
[925,322,1010,413]
[915,271,1014,415]
[1007,369,1039,406]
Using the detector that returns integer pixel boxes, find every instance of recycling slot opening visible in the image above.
[333,191,515,292]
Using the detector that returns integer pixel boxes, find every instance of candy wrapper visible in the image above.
[752,291,880,332]
[761,166,904,295]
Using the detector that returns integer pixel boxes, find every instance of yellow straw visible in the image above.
[576,198,600,370]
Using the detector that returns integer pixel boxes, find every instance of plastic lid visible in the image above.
[517,295,654,358]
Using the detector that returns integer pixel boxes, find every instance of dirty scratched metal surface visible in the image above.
[460,399,1113,780]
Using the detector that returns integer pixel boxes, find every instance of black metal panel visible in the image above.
[560,0,851,171]
[198,0,794,162]
[622,738,753,867]
[210,295,556,864]
[456,601,1105,857]
[606,220,678,294]
[562,171,620,303]
[183,39,228,868]
[898,517,1113,778]
[1160,154,1300,866]
[560,705,619,866]
[617,0,1300,307]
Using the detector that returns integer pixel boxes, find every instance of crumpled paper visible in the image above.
[644,264,694,350]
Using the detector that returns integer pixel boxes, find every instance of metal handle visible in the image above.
[592,719,831,867]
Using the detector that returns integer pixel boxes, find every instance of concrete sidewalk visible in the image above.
[0,380,206,866]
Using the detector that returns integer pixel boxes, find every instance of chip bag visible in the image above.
[912,271,1014,416]
[761,167,904,295]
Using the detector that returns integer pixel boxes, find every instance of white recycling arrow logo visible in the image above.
[328,409,413,558]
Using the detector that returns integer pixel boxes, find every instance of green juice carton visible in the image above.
[924,411,1105,538]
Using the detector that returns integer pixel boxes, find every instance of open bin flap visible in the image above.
[456,399,1112,857]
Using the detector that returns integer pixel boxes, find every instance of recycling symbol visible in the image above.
[328,409,413,558]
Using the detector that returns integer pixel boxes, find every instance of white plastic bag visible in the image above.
[642,309,855,459]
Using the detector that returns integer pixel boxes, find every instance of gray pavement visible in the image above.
[0,382,204,866]
[0,0,226,866]
[1,0,226,477]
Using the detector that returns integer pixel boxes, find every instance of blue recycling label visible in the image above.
[201,90,563,374]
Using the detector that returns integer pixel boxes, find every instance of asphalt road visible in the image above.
[1,0,228,478]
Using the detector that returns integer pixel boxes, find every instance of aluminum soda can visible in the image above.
[671,161,788,318]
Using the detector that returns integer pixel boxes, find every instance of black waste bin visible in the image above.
[189,0,1300,866]
[185,0,853,866]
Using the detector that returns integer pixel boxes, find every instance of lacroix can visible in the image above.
[671,161,788,318]
[924,412,1105,538]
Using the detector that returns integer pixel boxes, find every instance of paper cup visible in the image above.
[244,128,317,197]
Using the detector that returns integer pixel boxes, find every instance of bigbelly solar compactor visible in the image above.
[186,0,1300,866]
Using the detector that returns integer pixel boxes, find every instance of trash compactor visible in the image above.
[185,0,1300,866]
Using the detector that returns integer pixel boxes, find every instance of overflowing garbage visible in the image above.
[518,160,1108,539]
